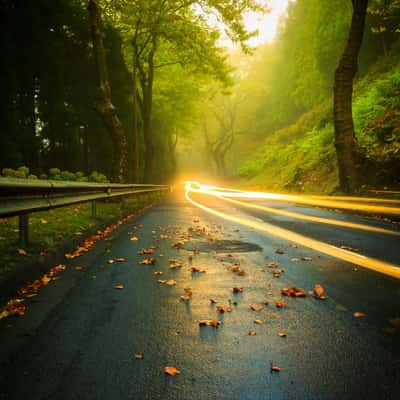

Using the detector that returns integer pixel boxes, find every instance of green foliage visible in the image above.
[1,167,109,183]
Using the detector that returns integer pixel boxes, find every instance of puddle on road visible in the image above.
[182,239,262,253]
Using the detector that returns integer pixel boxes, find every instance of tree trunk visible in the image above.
[333,0,368,193]
[142,53,155,183]
[132,59,140,182]
[88,0,128,183]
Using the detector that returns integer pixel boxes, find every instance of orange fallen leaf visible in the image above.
[248,330,256,336]
[164,366,181,376]
[154,271,163,275]
[139,248,154,255]
[313,284,326,300]
[209,298,217,304]
[275,301,286,308]
[0,299,26,319]
[191,267,206,273]
[271,365,282,372]
[140,258,157,265]
[17,248,27,256]
[74,266,83,271]
[199,319,221,327]
[41,275,51,286]
[281,287,307,298]
[216,305,232,313]
[254,319,264,324]
[114,284,124,290]
[180,293,192,301]
[267,262,279,268]
[354,311,367,318]
[277,332,287,337]
[250,304,263,311]
[232,287,243,293]
[130,236,139,241]
[275,249,285,254]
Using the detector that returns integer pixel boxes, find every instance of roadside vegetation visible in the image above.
[0,195,157,277]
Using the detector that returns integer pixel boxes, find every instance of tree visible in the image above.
[108,0,263,182]
[88,0,128,183]
[334,0,369,193]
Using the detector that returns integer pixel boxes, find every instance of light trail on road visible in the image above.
[220,196,400,237]
[185,182,400,279]
[187,181,400,215]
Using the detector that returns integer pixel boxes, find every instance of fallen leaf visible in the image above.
[216,305,232,313]
[154,271,163,275]
[232,287,243,293]
[199,319,221,327]
[229,265,241,272]
[248,330,256,336]
[0,299,26,319]
[237,270,246,276]
[354,311,367,318]
[41,275,51,286]
[250,304,263,311]
[290,257,301,262]
[267,262,279,268]
[254,319,264,324]
[140,258,156,265]
[275,301,286,308]
[130,236,139,241]
[107,259,115,264]
[301,256,312,261]
[164,366,181,376]
[139,248,154,255]
[180,291,192,301]
[209,298,217,304]
[114,284,124,290]
[74,266,83,271]
[270,365,282,372]
[277,332,287,337]
[40,218,48,224]
[275,249,285,255]
[17,248,27,256]
[169,262,183,269]
[313,284,326,300]
[191,267,206,273]
[281,287,307,297]
[115,257,127,263]
[134,353,144,360]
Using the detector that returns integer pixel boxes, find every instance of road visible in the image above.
[0,188,399,400]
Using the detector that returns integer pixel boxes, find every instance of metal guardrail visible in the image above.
[0,177,170,245]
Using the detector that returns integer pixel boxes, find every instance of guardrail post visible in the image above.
[91,200,97,218]
[19,214,29,247]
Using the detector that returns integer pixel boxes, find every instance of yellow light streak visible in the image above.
[185,181,400,215]
[185,183,400,279]
[219,196,400,237]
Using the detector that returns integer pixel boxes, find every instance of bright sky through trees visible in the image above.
[243,0,291,46]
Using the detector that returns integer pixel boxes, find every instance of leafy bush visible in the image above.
[1,167,109,183]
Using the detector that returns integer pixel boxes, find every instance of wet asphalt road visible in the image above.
[0,192,399,400]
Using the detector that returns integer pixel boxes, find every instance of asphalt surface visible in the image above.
[0,191,399,400]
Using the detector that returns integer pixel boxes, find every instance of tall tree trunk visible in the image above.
[142,53,155,183]
[334,0,368,193]
[132,60,140,182]
[88,0,128,183]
